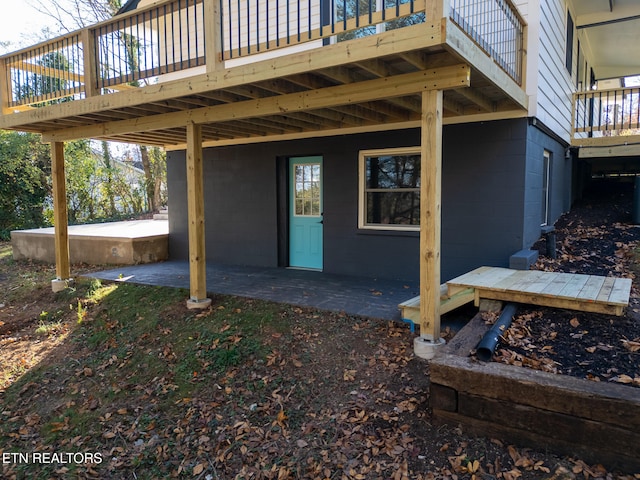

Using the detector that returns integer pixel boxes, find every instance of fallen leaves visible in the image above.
[0,238,638,480]
[492,304,640,387]
[622,337,640,352]
[610,374,640,387]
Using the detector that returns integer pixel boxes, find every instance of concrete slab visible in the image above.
[11,220,168,265]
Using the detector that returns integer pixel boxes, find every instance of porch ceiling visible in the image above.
[574,0,640,80]
[0,24,527,149]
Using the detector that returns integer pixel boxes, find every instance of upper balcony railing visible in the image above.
[0,0,524,114]
[573,87,640,144]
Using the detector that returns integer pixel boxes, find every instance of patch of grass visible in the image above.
[42,407,97,444]
[85,278,117,304]
[35,310,65,336]
[35,319,64,336]
[0,363,30,391]
[0,242,12,261]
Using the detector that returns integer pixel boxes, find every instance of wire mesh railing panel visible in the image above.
[449,0,524,85]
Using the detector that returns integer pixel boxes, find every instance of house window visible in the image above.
[541,150,551,226]
[359,147,421,230]
[565,10,574,74]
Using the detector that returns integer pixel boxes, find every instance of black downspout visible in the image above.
[476,303,518,362]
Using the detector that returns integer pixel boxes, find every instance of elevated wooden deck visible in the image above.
[572,86,640,156]
[0,0,527,149]
[400,266,633,321]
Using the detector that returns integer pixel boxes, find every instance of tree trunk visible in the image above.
[102,141,116,217]
[139,145,156,212]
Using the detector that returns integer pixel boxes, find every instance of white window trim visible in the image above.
[358,146,421,232]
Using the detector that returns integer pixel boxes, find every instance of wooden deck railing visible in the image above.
[573,87,640,143]
[0,0,525,113]
[221,0,428,59]
[1,33,86,110]
[94,0,207,90]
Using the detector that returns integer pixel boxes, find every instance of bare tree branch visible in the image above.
[26,0,121,33]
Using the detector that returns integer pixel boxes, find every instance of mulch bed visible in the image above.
[492,179,640,387]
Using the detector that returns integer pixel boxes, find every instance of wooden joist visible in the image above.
[399,284,475,324]
[42,65,471,143]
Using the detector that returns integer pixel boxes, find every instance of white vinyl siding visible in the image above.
[527,0,575,143]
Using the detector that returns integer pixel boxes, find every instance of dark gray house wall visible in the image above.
[441,119,527,279]
[166,118,571,283]
[524,121,573,247]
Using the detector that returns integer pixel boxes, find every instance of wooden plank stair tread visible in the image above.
[399,284,475,322]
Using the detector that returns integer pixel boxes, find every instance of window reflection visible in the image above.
[294,164,321,216]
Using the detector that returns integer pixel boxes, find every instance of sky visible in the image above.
[0,1,65,53]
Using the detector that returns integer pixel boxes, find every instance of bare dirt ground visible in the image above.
[0,180,639,479]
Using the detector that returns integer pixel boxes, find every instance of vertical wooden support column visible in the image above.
[186,122,212,309]
[0,58,10,115]
[426,0,449,25]
[51,142,71,292]
[81,28,99,98]
[204,0,223,72]
[415,89,444,359]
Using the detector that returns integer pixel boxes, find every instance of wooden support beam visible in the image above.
[51,141,71,292]
[42,65,470,143]
[578,143,640,158]
[454,87,496,112]
[185,122,212,309]
[572,133,640,148]
[419,89,443,342]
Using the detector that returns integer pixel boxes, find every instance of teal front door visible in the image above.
[289,157,323,270]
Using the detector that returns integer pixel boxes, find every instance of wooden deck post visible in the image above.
[81,28,99,98]
[0,58,9,115]
[51,142,72,292]
[204,0,223,72]
[426,0,450,25]
[185,122,212,309]
[415,89,445,359]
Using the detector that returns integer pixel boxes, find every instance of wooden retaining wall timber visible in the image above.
[429,315,640,473]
